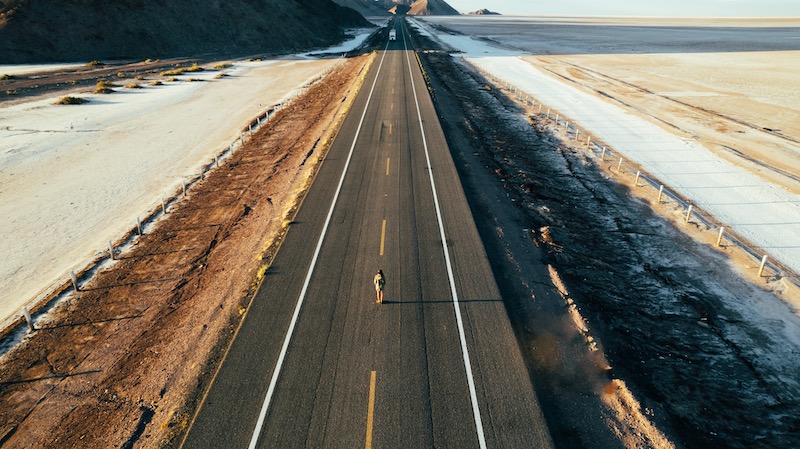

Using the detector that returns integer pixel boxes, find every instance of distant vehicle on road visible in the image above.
[389,29,397,41]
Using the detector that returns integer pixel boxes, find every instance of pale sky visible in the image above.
[446,0,800,17]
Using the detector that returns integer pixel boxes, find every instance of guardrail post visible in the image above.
[758,255,768,277]
[657,185,664,203]
[70,270,79,292]
[634,171,641,187]
[716,227,725,246]
[109,240,115,260]
[617,157,624,172]
[685,205,693,222]
[161,196,167,215]
[587,136,591,146]
[575,129,580,141]
[182,181,187,196]
[601,146,606,161]
[22,307,35,332]
[136,217,143,236]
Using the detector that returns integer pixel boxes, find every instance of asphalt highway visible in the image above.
[182,19,554,449]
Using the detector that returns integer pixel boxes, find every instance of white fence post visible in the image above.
[601,146,606,161]
[617,157,624,172]
[22,307,35,332]
[136,217,143,236]
[716,227,725,246]
[70,270,79,292]
[758,255,768,277]
[634,171,641,187]
[161,197,167,215]
[108,240,115,260]
[657,185,664,203]
[685,205,693,222]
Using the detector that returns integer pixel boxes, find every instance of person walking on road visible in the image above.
[373,270,385,304]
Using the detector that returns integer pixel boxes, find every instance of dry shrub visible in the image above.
[55,96,88,105]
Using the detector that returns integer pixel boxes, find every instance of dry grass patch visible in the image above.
[94,80,116,94]
[55,96,89,105]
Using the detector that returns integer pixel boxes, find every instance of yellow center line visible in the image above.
[389,123,393,135]
[380,219,387,256]
[386,157,390,176]
[365,370,377,449]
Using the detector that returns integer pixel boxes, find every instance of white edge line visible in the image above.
[401,21,488,449]
[248,42,391,449]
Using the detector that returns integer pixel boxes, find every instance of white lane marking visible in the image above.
[248,43,391,449]
[401,22,488,449]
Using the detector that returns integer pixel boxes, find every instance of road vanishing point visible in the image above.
[181,19,554,449]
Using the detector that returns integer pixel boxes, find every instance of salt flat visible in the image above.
[0,58,335,326]
[414,16,800,282]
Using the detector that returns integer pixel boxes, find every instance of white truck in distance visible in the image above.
[389,29,397,41]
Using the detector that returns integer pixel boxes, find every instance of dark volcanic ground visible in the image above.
[411,28,800,449]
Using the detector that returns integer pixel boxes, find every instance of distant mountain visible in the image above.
[332,0,458,16]
[407,0,459,15]
[0,0,371,63]
[468,9,500,15]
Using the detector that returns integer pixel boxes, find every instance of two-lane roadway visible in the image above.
[182,19,554,448]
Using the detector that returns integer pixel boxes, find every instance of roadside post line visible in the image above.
[716,227,725,246]
[657,185,665,203]
[402,25,488,449]
[247,41,391,449]
[685,204,694,222]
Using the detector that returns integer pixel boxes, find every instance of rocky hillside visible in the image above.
[332,0,458,17]
[468,8,499,15]
[331,0,391,16]
[407,0,459,16]
[0,0,370,63]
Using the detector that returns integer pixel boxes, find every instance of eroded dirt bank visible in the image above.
[416,41,800,449]
[0,53,373,448]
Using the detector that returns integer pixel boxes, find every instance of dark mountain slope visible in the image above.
[0,0,370,63]
[331,0,391,17]
[330,0,459,17]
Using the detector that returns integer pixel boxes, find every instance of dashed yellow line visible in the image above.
[380,219,387,256]
[365,370,377,449]
[386,158,390,176]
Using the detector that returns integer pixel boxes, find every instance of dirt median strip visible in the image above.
[0,52,374,448]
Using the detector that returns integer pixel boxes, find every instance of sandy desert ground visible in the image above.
[422,16,800,191]
[0,58,340,327]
